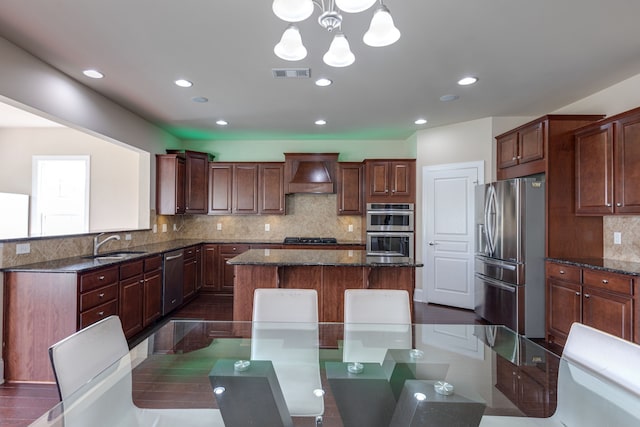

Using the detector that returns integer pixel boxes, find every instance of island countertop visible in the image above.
[227,248,423,267]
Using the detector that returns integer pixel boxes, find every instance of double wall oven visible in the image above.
[366,203,414,262]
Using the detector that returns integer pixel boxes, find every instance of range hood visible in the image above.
[284,153,338,194]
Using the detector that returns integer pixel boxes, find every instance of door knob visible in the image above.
[428,242,436,246]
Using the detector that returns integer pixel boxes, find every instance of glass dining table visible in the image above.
[30,320,563,426]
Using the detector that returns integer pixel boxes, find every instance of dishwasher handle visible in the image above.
[165,253,184,261]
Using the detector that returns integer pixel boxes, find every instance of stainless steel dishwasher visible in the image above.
[162,249,184,315]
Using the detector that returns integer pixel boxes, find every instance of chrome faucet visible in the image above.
[93,233,121,256]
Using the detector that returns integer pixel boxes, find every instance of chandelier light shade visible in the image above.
[363,5,400,47]
[272,0,399,67]
[272,0,314,22]
[323,33,355,67]
[274,25,307,61]
[335,0,377,13]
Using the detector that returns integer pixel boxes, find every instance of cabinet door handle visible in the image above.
[606,203,612,207]
[517,156,521,159]
[98,293,105,298]
[98,275,105,280]
[559,270,565,274]
[575,292,581,296]
[512,157,517,161]
[616,202,622,207]
[97,311,105,316]
[602,279,608,284]
[584,294,590,298]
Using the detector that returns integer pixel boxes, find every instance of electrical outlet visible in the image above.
[348,224,353,232]
[16,243,30,254]
[614,231,622,245]
[173,224,177,231]
[264,224,270,232]
[217,223,222,231]
[125,233,132,241]
[162,223,167,233]
[153,224,157,233]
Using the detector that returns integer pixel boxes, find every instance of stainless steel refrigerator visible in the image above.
[474,175,545,338]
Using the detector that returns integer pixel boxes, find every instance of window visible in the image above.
[31,156,90,236]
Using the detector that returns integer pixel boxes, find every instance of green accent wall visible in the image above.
[174,138,417,162]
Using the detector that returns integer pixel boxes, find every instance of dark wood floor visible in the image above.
[0,294,485,426]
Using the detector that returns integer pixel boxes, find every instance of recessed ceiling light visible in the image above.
[216,119,228,126]
[192,96,209,103]
[414,118,427,125]
[174,79,193,88]
[315,119,327,125]
[315,78,332,87]
[457,76,478,86]
[439,94,459,102]
[83,69,104,79]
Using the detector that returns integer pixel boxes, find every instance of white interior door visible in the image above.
[423,162,483,309]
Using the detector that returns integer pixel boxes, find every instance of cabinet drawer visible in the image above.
[144,255,162,272]
[582,269,633,295]
[80,283,118,312]
[546,263,581,283]
[79,299,118,328]
[183,246,198,260]
[219,244,250,254]
[120,260,143,280]
[79,267,119,292]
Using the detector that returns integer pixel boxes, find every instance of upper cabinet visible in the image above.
[337,162,364,215]
[496,121,545,178]
[365,159,415,204]
[208,162,285,215]
[575,107,640,215]
[156,150,211,215]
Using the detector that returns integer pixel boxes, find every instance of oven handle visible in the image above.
[476,274,516,293]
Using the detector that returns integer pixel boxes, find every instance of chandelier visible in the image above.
[272,0,400,68]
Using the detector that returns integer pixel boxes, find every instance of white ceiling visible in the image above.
[1,0,640,140]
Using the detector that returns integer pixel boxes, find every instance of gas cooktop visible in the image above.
[283,237,338,245]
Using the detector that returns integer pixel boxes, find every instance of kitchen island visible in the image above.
[228,248,423,322]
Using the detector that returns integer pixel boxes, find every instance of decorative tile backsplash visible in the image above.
[0,194,363,269]
[604,216,640,262]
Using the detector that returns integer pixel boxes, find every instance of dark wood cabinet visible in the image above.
[233,163,259,214]
[209,162,285,215]
[202,244,218,292]
[337,162,364,215]
[546,261,634,346]
[142,255,163,327]
[495,356,551,417]
[365,159,415,203]
[156,150,210,215]
[497,121,545,176]
[259,163,285,214]
[218,244,250,294]
[182,245,199,301]
[575,107,640,215]
[119,260,144,338]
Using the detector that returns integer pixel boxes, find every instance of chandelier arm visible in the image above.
[312,0,326,12]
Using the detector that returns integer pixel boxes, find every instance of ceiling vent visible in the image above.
[272,68,311,79]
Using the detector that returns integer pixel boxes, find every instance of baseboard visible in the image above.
[413,288,424,303]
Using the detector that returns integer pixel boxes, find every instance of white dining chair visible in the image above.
[480,322,640,426]
[251,288,324,422]
[342,289,412,364]
[49,315,225,426]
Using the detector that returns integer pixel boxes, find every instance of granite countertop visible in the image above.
[547,257,640,276]
[228,248,424,267]
[2,239,366,273]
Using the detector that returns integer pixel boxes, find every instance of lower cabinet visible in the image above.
[218,244,250,294]
[119,260,144,338]
[183,245,200,301]
[495,356,556,417]
[142,255,163,327]
[546,261,635,346]
[202,244,218,292]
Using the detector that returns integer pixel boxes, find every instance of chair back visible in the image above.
[343,289,412,364]
[49,315,129,400]
[252,288,318,323]
[552,323,640,426]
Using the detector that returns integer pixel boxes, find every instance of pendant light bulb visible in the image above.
[274,25,307,61]
[323,33,355,67]
[363,5,401,47]
[335,0,377,13]
[272,0,314,22]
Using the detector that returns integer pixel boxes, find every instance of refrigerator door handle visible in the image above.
[478,257,517,270]
[485,184,497,255]
[478,275,517,293]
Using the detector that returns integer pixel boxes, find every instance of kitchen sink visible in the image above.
[83,250,147,260]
